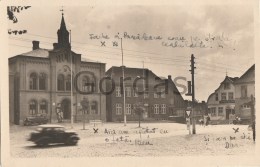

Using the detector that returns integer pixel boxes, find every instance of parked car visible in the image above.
[24,114,48,126]
[28,124,80,147]
[232,116,241,125]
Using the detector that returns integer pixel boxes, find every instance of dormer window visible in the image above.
[224,83,230,90]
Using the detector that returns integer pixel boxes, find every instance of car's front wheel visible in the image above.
[36,138,49,147]
[66,137,78,145]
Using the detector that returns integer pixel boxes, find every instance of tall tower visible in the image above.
[57,13,70,49]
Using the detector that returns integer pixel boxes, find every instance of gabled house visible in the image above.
[207,76,239,122]
[234,64,255,122]
[105,66,186,122]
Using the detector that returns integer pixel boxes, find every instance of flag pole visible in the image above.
[70,30,73,128]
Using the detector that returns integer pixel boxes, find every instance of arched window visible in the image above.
[29,73,37,90]
[29,100,37,115]
[57,74,65,91]
[82,76,90,91]
[39,100,48,115]
[65,74,71,91]
[91,101,98,114]
[90,77,96,92]
[39,73,47,90]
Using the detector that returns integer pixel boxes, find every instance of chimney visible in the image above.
[53,43,59,50]
[32,40,40,50]
[168,75,172,80]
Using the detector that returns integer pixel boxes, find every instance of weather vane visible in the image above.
[60,6,64,16]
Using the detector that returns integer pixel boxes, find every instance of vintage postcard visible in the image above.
[1,0,260,167]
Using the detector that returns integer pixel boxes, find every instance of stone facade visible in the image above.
[207,76,238,121]
[234,64,255,121]
[9,15,106,125]
[105,66,186,122]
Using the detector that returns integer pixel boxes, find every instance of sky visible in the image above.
[8,4,255,101]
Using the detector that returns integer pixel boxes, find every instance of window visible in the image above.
[228,92,234,100]
[231,109,235,115]
[39,73,46,90]
[57,74,65,91]
[144,88,149,98]
[133,87,138,97]
[125,87,131,97]
[39,100,47,114]
[82,76,95,92]
[154,104,159,114]
[82,76,89,91]
[242,104,250,109]
[91,101,98,114]
[241,85,247,98]
[218,107,223,116]
[215,93,218,101]
[210,107,216,116]
[115,86,121,97]
[116,103,122,115]
[65,75,71,91]
[161,88,166,98]
[126,104,131,115]
[161,104,166,114]
[221,93,227,100]
[29,100,37,115]
[29,73,37,90]
[224,83,230,90]
[154,92,159,98]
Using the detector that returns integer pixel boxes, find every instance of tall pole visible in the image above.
[142,61,145,116]
[121,38,126,126]
[70,30,73,128]
[190,54,196,134]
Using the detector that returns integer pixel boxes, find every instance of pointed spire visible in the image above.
[60,14,67,30]
[56,8,70,49]
[226,69,228,76]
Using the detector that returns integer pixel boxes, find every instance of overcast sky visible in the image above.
[8,4,255,101]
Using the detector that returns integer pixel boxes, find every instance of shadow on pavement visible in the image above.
[24,143,78,150]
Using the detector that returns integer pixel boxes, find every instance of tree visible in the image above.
[134,102,145,128]
[80,97,89,130]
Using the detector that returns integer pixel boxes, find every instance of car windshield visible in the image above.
[36,127,43,132]
[55,127,65,132]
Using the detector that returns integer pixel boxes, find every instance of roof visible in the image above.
[81,57,102,63]
[38,124,64,128]
[20,48,51,58]
[220,76,239,84]
[235,64,255,84]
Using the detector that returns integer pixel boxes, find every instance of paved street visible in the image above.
[10,122,255,157]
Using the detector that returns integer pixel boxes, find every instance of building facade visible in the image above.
[207,76,238,122]
[105,66,186,122]
[9,15,106,125]
[234,64,255,122]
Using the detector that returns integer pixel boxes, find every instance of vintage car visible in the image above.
[28,124,80,147]
[24,114,48,126]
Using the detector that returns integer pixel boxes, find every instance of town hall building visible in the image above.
[9,14,106,125]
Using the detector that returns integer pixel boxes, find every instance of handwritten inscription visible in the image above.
[203,131,252,149]
[88,32,235,49]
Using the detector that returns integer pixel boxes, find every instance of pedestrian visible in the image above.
[206,114,210,126]
[203,114,207,127]
[60,111,63,123]
[56,104,61,123]
[199,118,204,126]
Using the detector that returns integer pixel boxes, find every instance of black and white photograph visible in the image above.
[1,1,260,167]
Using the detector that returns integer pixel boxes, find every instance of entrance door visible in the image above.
[61,99,71,119]
[226,109,231,120]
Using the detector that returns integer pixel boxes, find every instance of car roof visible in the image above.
[38,124,64,128]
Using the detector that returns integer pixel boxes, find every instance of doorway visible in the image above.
[61,99,71,119]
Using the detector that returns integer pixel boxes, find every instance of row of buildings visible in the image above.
[207,65,255,123]
[9,14,255,125]
[9,14,186,125]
